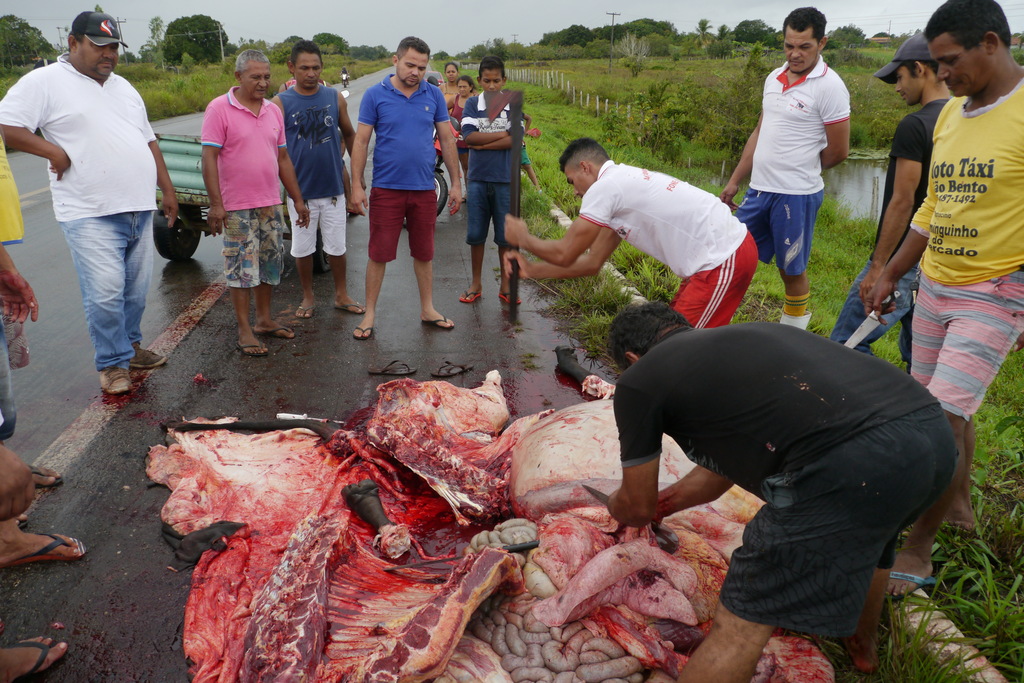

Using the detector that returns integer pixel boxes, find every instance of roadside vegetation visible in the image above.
[505,57,1023,682]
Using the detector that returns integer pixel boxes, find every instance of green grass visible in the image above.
[510,62,1024,683]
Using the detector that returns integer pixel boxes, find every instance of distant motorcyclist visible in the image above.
[341,66,350,88]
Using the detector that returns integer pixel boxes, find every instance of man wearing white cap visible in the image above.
[0,11,177,395]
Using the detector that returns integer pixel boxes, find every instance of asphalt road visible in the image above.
[0,68,611,681]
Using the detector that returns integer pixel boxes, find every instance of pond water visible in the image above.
[822,158,889,220]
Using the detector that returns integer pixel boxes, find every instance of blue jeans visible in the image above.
[60,211,154,371]
[829,258,917,365]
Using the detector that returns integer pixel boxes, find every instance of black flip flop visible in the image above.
[368,360,417,376]
[30,466,63,488]
[12,639,51,676]
[431,361,473,378]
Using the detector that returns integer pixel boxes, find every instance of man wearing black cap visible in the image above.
[0,12,177,396]
[829,33,949,362]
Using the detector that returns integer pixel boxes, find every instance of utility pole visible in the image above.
[512,33,518,65]
[606,12,620,74]
[218,22,225,63]
[57,26,66,50]
[115,17,128,63]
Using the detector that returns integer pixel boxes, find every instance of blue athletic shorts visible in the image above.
[735,189,823,275]
[466,181,511,247]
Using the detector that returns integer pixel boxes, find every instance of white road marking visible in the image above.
[36,278,227,474]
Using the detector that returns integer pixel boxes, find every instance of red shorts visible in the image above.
[670,231,757,328]
[368,187,437,263]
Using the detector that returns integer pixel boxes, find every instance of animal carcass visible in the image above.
[149,372,834,682]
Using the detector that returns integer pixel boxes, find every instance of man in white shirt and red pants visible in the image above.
[504,138,756,328]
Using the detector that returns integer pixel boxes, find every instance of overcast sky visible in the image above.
[25,0,1024,57]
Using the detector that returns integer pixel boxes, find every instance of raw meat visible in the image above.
[367,373,544,524]
[533,539,699,626]
[434,634,513,682]
[151,372,834,683]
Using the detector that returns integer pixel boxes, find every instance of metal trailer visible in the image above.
[153,133,332,271]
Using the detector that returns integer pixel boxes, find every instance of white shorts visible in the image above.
[286,195,348,258]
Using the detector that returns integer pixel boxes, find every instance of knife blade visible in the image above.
[382,540,539,572]
[844,291,899,349]
[581,484,679,554]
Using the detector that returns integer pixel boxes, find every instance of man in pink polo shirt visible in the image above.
[201,49,309,357]
[721,7,850,330]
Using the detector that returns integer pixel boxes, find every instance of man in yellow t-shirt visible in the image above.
[867,0,1024,603]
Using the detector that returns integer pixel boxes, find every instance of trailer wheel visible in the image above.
[153,210,202,261]
[434,171,448,217]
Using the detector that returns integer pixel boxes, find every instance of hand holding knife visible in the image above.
[582,484,680,554]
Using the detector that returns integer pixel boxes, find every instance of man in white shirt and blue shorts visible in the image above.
[720,7,850,329]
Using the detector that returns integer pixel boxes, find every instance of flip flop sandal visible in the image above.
[421,317,455,330]
[295,305,314,319]
[353,326,374,340]
[0,534,87,569]
[335,303,366,314]
[236,343,268,357]
[498,292,522,305]
[256,326,295,339]
[30,466,63,488]
[368,360,417,376]
[12,639,52,676]
[431,361,473,378]
[459,290,482,303]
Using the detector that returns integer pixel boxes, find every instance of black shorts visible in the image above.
[720,404,956,637]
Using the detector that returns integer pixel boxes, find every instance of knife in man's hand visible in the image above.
[582,484,679,554]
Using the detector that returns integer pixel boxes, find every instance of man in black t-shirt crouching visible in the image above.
[604,302,956,681]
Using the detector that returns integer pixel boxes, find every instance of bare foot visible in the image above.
[943,496,975,531]
[886,552,933,597]
[0,637,67,679]
[842,634,879,673]
[30,465,61,488]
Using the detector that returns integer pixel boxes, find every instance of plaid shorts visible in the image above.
[721,404,955,637]
[222,206,285,288]
[912,270,1024,418]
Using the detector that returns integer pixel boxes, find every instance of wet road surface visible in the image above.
[0,70,613,680]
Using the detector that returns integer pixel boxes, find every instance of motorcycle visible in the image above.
[341,71,350,88]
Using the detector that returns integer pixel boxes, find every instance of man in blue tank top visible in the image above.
[273,40,364,319]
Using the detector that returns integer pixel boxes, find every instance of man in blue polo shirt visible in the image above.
[348,36,462,341]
